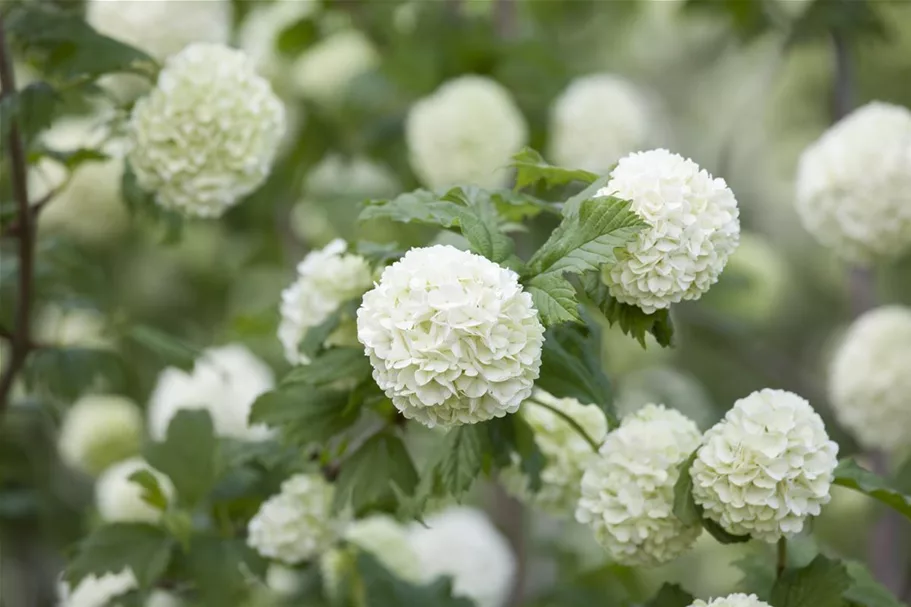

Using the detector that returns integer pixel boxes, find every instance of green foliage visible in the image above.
[356,552,474,607]
[526,271,583,325]
[511,147,598,190]
[833,459,911,521]
[416,424,486,504]
[127,470,169,512]
[0,82,59,147]
[788,0,888,46]
[65,523,174,588]
[645,583,696,607]
[771,555,852,607]
[144,410,220,509]
[250,386,361,448]
[281,347,372,387]
[127,325,200,371]
[120,164,184,241]
[25,347,124,401]
[297,299,361,362]
[181,535,266,604]
[486,414,546,492]
[333,431,419,516]
[673,451,751,544]
[843,561,907,607]
[734,553,775,600]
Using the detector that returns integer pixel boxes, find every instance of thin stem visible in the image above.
[776,537,788,579]
[527,398,600,452]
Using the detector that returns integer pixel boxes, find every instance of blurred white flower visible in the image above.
[247,473,343,565]
[239,0,319,82]
[549,74,653,174]
[34,305,111,350]
[597,149,740,314]
[615,366,716,431]
[795,101,911,262]
[357,245,544,427]
[406,75,528,189]
[407,507,516,607]
[576,404,703,566]
[691,389,838,543]
[501,391,608,516]
[58,394,143,476]
[266,564,304,597]
[86,0,231,59]
[146,591,182,607]
[304,154,401,200]
[828,306,911,453]
[95,457,174,523]
[128,43,285,218]
[148,344,274,441]
[279,239,374,365]
[58,569,136,607]
[291,30,378,103]
[690,594,772,607]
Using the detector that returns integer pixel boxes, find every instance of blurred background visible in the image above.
[1,0,911,605]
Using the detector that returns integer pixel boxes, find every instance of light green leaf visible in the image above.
[561,174,612,217]
[144,410,219,509]
[833,459,911,521]
[645,583,696,607]
[527,273,582,327]
[733,553,775,600]
[418,425,486,504]
[537,319,613,417]
[843,560,906,607]
[127,470,169,512]
[771,555,851,607]
[32,146,109,170]
[127,325,199,370]
[357,552,474,607]
[65,523,174,588]
[281,347,371,387]
[510,147,598,190]
[333,432,419,516]
[249,387,360,448]
[672,451,701,526]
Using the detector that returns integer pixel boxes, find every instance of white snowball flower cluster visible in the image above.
[828,306,911,453]
[576,404,703,566]
[239,0,319,82]
[148,344,274,441]
[795,102,911,262]
[128,43,285,218]
[279,239,374,365]
[58,395,143,476]
[691,389,839,543]
[689,594,772,607]
[291,30,378,103]
[597,149,740,314]
[502,391,608,516]
[95,457,174,523]
[58,569,137,607]
[357,245,545,427]
[406,76,528,189]
[86,0,231,60]
[407,507,516,607]
[549,74,653,175]
[247,473,343,565]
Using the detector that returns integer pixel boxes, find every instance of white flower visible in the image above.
[357,245,544,427]
[597,149,740,314]
[239,0,319,82]
[691,389,839,543]
[58,395,143,476]
[86,0,230,60]
[304,153,400,200]
[279,239,374,365]
[795,101,911,262]
[128,43,285,218]
[95,457,174,523]
[58,569,136,607]
[828,306,911,453]
[549,74,653,175]
[576,404,703,566]
[146,591,182,607]
[266,564,304,597]
[34,305,111,350]
[689,594,772,607]
[407,507,516,607]
[247,473,343,565]
[501,391,608,516]
[291,30,378,103]
[148,344,274,441]
[405,76,528,189]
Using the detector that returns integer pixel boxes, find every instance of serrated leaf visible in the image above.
[65,524,174,589]
[645,583,696,607]
[485,415,546,492]
[127,470,168,512]
[0,81,59,146]
[537,320,613,419]
[281,347,371,387]
[249,387,360,448]
[144,410,219,509]
[510,147,598,190]
[357,552,474,607]
[843,560,906,607]
[527,273,582,326]
[771,555,851,607]
[561,175,612,217]
[333,432,419,516]
[833,459,911,521]
[419,425,486,504]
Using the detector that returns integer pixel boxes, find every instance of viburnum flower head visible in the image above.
[57,394,143,476]
[828,306,911,453]
[691,389,839,542]
[576,404,703,566]
[598,149,740,314]
[795,101,911,262]
[357,245,544,427]
[502,391,608,516]
[58,569,137,607]
[95,457,174,524]
[148,344,274,441]
[279,239,374,365]
[549,74,653,174]
[689,594,772,607]
[128,43,285,218]
[406,75,528,189]
[247,473,343,564]
[239,0,319,82]
[291,30,379,103]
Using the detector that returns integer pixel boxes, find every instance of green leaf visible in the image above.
[561,175,612,217]
[127,325,199,370]
[510,147,599,190]
[734,553,775,600]
[144,410,219,509]
[249,387,360,448]
[121,164,184,242]
[485,415,546,492]
[0,81,59,146]
[281,347,372,387]
[672,451,701,526]
[127,470,169,512]
[645,583,696,607]
[333,432,419,516]
[33,146,109,170]
[183,535,264,604]
[65,524,174,588]
[418,425,486,503]
[537,319,613,416]
[527,272,582,326]
[843,560,906,607]
[833,459,911,520]
[357,552,474,607]
[788,0,887,47]
[701,517,751,545]
[7,5,157,82]
[25,347,124,401]
[296,299,361,362]
[771,555,852,607]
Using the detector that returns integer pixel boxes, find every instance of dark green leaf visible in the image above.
[672,451,701,526]
[183,535,264,604]
[418,425,486,504]
[489,189,559,222]
[561,175,612,217]
[510,147,599,190]
[537,319,613,415]
[527,272,582,326]
[833,459,911,521]
[0,82,59,146]
[788,0,888,47]
[484,415,546,491]
[357,551,474,607]
[249,387,360,448]
[296,299,361,361]
[275,16,319,57]
[645,583,696,607]
[843,560,906,607]
[334,432,419,515]
[281,347,371,388]
[701,517,751,544]
[121,165,184,242]
[734,553,775,600]
[771,555,851,607]
[65,524,174,588]
[127,470,169,512]
[25,347,124,401]
[144,410,219,509]
[357,241,405,266]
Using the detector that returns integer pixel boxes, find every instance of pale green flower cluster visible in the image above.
[57,394,143,476]
[291,30,378,104]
